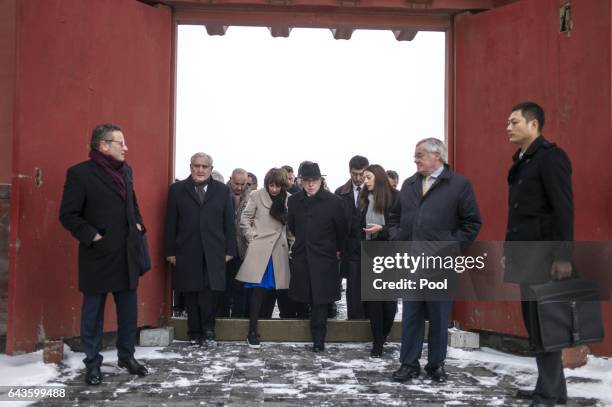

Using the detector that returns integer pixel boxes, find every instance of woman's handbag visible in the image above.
[527,278,604,352]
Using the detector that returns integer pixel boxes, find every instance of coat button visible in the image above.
[512,227,517,232]
[513,203,518,208]
[518,180,523,185]
[525,159,531,163]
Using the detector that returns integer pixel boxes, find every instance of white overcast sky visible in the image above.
[176,25,445,189]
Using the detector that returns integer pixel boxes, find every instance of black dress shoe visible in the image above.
[118,358,148,377]
[85,365,102,385]
[312,341,325,352]
[515,389,567,405]
[370,342,383,358]
[392,365,420,382]
[425,365,448,383]
[515,389,534,400]
[204,329,216,341]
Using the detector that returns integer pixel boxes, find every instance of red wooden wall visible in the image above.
[453,0,612,355]
[6,0,173,353]
[3,0,610,356]
[0,0,16,184]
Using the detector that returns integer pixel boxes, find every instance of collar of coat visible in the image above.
[258,188,291,209]
[512,135,555,162]
[259,188,272,209]
[335,179,354,195]
[87,160,132,200]
[405,164,452,185]
[183,175,218,204]
[297,187,327,201]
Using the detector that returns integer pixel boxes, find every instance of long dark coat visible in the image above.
[335,180,362,262]
[505,137,574,353]
[59,160,145,294]
[388,165,481,243]
[287,188,348,304]
[504,136,574,284]
[164,177,237,292]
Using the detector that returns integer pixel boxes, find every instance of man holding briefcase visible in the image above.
[504,102,573,406]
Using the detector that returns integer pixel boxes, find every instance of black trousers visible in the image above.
[184,286,220,340]
[343,259,365,319]
[277,290,309,318]
[365,300,397,345]
[172,290,185,313]
[260,290,276,318]
[521,299,567,405]
[218,257,248,318]
[81,289,137,369]
[310,303,329,343]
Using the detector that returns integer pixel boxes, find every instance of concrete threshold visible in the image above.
[171,318,420,342]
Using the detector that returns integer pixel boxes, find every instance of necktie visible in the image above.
[422,176,432,196]
[195,184,206,204]
[355,186,361,207]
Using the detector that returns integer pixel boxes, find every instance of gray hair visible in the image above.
[231,168,247,178]
[190,152,213,166]
[211,170,224,183]
[90,123,121,150]
[416,138,447,163]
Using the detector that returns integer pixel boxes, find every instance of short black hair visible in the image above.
[90,123,121,150]
[386,170,399,180]
[511,101,545,131]
[348,155,369,170]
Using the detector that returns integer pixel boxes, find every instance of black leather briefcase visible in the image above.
[527,278,605,352]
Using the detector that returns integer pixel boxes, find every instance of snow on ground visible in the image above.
[0,342,610,406]
[448,347,612,405]
[0,345,175,406]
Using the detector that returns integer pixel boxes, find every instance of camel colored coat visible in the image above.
[236,189,291,289]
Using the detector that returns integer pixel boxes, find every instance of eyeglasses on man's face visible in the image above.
[105,139,126,147]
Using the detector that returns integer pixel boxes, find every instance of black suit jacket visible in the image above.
[504,136,574,284]
[335,180,361,261]
[164,177,237,292]
[59,160,144,294]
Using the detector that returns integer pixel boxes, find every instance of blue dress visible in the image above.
[244,256,276,289]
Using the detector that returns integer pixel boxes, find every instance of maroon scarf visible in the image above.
[89,149,127,200]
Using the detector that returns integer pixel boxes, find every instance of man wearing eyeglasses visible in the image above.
[60,123,149,386]
[164,152,236,347]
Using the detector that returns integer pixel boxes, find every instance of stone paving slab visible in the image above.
[34,341,601,406]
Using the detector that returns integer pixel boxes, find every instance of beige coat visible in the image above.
[236,189,291,289]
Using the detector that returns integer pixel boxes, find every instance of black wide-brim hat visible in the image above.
[298,162,326,180]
